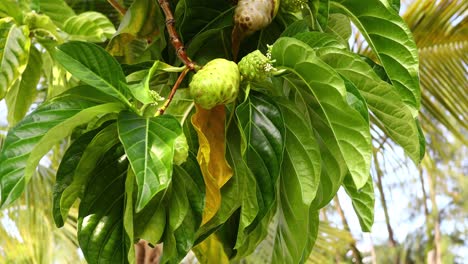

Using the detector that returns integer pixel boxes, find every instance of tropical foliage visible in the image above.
[0,0,428,263]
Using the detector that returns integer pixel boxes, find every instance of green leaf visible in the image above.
[0,18,31,100]
[124,167,136,263]
[236,93,286,232]
[5,46,41,126]
[78,145,129,264]
[272,37,372,189]
[52,128,102,227]
[55,41,131,106]
[62,11,116,42]
[325,13,351,46]
[55,123,121,227]
[161,154,205,263]
[0,97,122,207]
[175,0,232,42]
[316,47,421,162]
[133,192,167,244]
[280,20,309,38]
[0,0,24,23]
[293,31,347,50]
[276,98,321,205]
[118,111,182,211]
[272,179,320,264]
[342,174,375,232]
[331,0,420,109]
[284,80,347,210]
[36,0,75,27]
[415,118,426,161]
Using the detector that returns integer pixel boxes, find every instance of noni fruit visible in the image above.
[189,58,240,110]
[173,134,189,166]
[238,50,274,82]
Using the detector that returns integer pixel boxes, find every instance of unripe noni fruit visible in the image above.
[173,134,189,166]
[189,58,240,110]
[238,50,273,82]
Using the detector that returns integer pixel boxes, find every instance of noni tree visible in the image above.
[0,0,425,263]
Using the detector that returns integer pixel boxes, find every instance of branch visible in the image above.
[107,0,127,16]
[158,0,196,70]
[156,68,190,116]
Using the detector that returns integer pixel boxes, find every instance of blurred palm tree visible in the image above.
[352,0,467,263]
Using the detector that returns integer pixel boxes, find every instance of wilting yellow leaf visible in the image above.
[193,234,230,264]
[192,104,233,224]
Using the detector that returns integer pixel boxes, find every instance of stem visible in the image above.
[334,196,363,264]
[107,0,127,16]
[373,150,397,248]
[155,68,190,116]
[158,0,196,71]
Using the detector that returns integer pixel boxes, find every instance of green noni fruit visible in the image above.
[189,58,240,110]
[173,134,189,166]
[238,50,273,82]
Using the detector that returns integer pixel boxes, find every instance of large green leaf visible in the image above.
[55,41,131,106]
[272,37,372,189]
[272,175,320,264]
[52,127,102,227]
[236,93,286,233]
[175,0,232,42]
[0,96,122,207]
[316,47,421,162]
[161,154,205,263]
[62,11,115,42]
[294,31,347,50]
[78,145,129,264]
[0,18,31,100]
[36,0,76,27]
[325,13,351,46]
[117,111,182,211]
[331,0,420,110]
[276,98,321,205]
[55,123,120,227]
[342,173,375,232]
[5,46,42,126]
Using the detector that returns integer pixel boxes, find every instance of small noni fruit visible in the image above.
[173,134,189,166]
[238,50,273,82]
[189,58,240,110]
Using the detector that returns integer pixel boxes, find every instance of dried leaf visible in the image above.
[192,104,233,224]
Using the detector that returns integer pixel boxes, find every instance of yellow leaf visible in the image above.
[193,234,230,264]
[192,104,233,224]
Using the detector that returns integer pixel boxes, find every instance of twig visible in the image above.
[107,0,127,16]
[156,68,190,116]
[158,0,196,71]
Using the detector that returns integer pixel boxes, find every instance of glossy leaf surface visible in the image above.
[55,41,130,105]
[78,146,129,264]
[332,0,420,109]
[272,37,372,189]
[118,111,182,211]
